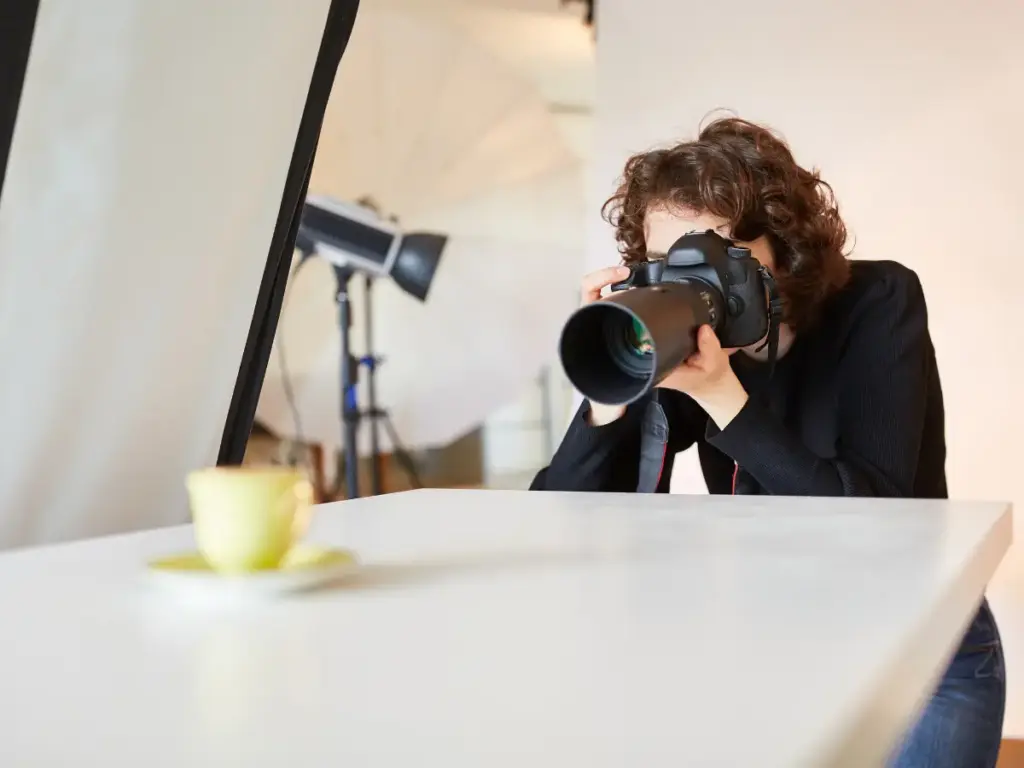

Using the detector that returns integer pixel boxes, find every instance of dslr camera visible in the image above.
[559,230,774,406]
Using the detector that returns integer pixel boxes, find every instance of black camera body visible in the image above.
[558,229,776,406]
[610,230,770,349]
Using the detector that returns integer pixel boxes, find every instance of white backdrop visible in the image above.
[257,6,583,456]
[0,0,332,548]
[591,0,1024,735]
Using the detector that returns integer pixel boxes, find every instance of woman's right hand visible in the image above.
[581,265,631,306]
[578,265,632,425]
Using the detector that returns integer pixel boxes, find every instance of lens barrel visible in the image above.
[559,282,717,406]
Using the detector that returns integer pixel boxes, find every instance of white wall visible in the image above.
[591,0,1024,735]
[452,5,594,480]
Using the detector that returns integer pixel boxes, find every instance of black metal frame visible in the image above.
[217,0,362,465]
[0,0,41,203]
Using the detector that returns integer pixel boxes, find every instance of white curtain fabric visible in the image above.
[256,7,584,455]
[0,0,332,548]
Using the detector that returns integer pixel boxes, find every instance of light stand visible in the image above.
[330,266,423,499]
[297,195,446,497]
[333,264,361,498]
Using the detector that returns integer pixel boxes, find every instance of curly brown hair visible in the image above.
[601,116,851,331]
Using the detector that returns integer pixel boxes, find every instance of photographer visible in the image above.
[531,117,1004,767]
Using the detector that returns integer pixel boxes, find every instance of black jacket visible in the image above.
[531,260,947,499]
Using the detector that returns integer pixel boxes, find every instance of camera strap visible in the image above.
[636,391,670,494]
[753,266,784,382]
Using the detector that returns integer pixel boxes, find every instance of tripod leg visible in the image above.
[363,275,384,496]
[381,415,424,489]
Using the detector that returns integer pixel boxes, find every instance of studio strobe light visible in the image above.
[298,196,447,300]
[296,196,448,498]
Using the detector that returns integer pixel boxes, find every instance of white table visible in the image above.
[0,490,1010,767]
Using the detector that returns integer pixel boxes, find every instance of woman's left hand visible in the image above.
[659,325,749,429]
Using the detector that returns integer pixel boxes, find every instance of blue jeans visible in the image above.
[889,599,1005,768]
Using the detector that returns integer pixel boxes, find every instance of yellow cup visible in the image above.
[186,466,314,573]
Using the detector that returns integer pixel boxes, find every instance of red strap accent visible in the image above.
[731,462,739,495]
[655,443,668,490]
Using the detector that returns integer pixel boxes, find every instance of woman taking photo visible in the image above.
[531,116,1004,767]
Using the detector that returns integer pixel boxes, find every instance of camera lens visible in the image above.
[603,314,654,378]
[559,282,716,406]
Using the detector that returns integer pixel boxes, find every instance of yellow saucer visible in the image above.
[148,545,358,599]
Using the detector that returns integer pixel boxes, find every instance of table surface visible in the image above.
[0,489,1010,767]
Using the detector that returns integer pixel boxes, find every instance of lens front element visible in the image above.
[603,313,654,379]
[626,317,653,356]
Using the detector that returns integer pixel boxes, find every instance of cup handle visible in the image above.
[282,479,315,541]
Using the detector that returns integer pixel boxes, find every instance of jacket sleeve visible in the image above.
[530,391,706,492]
[706,267,931,497]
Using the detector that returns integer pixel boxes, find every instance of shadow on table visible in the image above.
[312,548,608,594]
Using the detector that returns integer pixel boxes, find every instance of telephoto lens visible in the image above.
[559,230,772,406]
[559,281,717,406]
